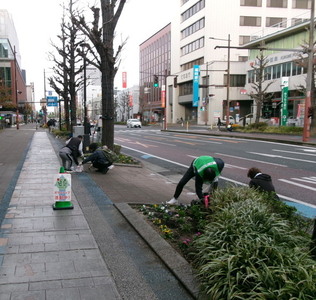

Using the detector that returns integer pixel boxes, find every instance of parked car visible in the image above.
[127,119,142,128]
[222,115,236,125]
[238,114,269,126]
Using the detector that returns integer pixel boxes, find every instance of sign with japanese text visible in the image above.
[281,77,289,126]
[192,65,200,107]
[53,174,71,202]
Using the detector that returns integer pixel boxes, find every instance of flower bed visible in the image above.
[135,186,316,299]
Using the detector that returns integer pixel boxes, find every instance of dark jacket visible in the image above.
[82,150,110,166]
[249,173,276,193]
[65,137,82,165]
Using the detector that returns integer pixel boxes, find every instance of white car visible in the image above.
[127,119,142,128]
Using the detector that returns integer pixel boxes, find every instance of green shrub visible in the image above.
[52,129,71,138]
[192,189,316,299]
[247,122,268,130]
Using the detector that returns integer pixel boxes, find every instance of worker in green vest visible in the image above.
[167,156,225,205]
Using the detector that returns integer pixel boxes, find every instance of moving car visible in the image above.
[127,119,142,128]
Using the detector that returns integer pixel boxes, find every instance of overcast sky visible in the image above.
[2,0,177,101]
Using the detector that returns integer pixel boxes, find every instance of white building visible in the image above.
[165,0,313,125]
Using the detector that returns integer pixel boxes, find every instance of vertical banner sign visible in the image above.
[193,65,200,107]
[161,85,166,108]
[128,94,133,107]
[122,72,127,89]
[281,77,289,126]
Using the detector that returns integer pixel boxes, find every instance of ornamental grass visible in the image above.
[138,186,316,299]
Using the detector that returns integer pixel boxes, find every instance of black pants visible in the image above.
[92,161,112,172]
[174,162,195,199]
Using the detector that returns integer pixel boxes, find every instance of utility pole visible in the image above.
[13,46,19,130]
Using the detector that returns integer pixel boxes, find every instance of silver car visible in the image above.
[127,119,142,128]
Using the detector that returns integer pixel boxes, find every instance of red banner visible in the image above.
[129,94,133,107]
[122,72,127,88]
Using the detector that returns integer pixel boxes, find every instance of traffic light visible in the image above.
[173,76,178,88]
[153,75,159,87]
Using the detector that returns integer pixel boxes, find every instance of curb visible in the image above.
[114,203,200,300]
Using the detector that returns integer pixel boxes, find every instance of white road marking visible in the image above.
[278,179,316,191]
[272,149,316,156]
[215,153,287,167]
[293,177,316,184]
[248,152,316,164]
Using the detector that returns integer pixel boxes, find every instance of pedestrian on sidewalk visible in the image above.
[81,143,113,174]
[247,167,279,199]
[167,156,225,205]
[217,117,221,131]
[59,135,83,171]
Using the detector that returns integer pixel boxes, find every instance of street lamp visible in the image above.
[80,43,90,152]
[210,34,231,126]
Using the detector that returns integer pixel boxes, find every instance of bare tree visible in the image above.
[249,50,274,124]
[72,0,127,149]
[118,90,130,122]
[48,0,84,132]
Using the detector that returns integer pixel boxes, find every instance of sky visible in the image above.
[2,0,177,102]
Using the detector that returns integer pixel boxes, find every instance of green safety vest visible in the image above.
[193,156,220,180]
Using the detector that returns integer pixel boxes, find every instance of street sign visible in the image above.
[281,77,289,126]
[47,96,58,107]
[192,65,200,107]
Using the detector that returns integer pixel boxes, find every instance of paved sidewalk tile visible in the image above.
[0,132,121,299]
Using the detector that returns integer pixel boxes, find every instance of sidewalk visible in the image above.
[0,132,121,299]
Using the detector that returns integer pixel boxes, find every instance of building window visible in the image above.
[292,0,311,9]
[266,17,287,27]
[181,37,205,56]
[224,74,246,87]
[240,16,261,26]
[179,82,193,96]
[291,61,303,76]
[281,62,291,77]
[239,35,251,45]
[181,0,205,22]
[272,64,281,79]
[181,57,204,71]
[240,0,262,6]
[264,66,272,80]
[239,56,248,62]
[267,0,287,7]
[181,18,205,39]
[248,70,255,83]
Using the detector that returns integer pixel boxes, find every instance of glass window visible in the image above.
[248,70,255,83]
[281,62,291,77]
[239,35,251,45]
[266,17,287,27]
[272,64,281,79]
[267,0,287,7]
[264,66,272,80]
[240,0,262,6]
[224,74,246,87]
[292,0,311,9]
[291,61,302,76]
[240,16,261,26]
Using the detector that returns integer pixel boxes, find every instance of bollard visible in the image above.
[52,167,74,210]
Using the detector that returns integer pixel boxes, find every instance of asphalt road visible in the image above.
[114,126,316,207]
